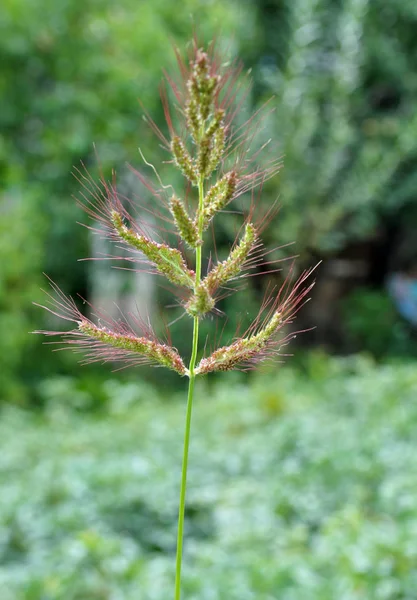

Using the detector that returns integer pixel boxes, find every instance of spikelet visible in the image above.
[201,171,237,230]
[169,195,200,248]
[79,322,186,375]
[111,211,195,288]
[171,136,198,185]
[205,223,257,294]
[206,127,225,175]
[195,312,283,374]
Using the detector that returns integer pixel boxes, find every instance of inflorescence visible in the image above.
[36,43,316,377]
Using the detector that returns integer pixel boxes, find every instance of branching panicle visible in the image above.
[37,43,314,375]
[35,42,316,600]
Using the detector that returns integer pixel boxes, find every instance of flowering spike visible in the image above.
[187,50,219,126]
[197,136,213,179]
[182,49,226,179]
[171,136,198,185]
[34,278,187,375]
[111,210,195,288]
[195,267,316,374]
[205,222,257,294]
[195,314,282,374]
[201,170,237,229]
[170,195,200,248]
[196,124,226,180]
[79,322,186,376]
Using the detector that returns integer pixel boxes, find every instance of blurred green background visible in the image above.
[1,0,417,598]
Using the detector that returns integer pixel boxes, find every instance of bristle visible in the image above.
[35,279,186,376]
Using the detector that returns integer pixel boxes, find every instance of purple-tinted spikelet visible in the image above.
[35,278,186,375]
[196,267,316,374]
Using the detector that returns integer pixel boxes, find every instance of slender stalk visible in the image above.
[174,178,205,600]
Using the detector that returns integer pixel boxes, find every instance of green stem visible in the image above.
[174,177,205,600]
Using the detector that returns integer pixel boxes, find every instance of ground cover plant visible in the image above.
[1,355,417,599]
[35,41,315,598]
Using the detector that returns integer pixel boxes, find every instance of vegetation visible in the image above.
[253,0,417,256]
[0,355,416,598]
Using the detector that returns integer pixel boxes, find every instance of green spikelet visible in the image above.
[207,128,225,174]
[111,211,195,288]
[171,136,198,185]
[201,171,237,229]
[205,222,257,293]
[195,311,283,374]
[170,195,200,248]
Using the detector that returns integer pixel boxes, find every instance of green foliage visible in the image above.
[0,186,45,403]
[342,288,417,358]
[1,356,417,598]
[254,0,417,255]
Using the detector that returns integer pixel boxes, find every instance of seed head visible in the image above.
[35,42,316,381]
